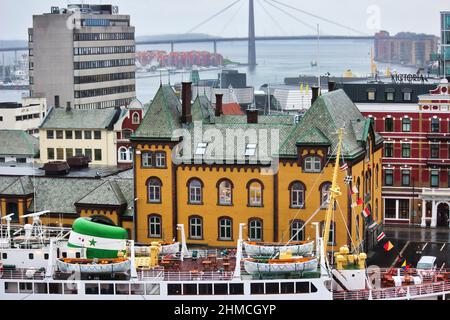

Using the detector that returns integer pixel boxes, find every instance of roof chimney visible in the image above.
[66,101,72,112]
[246,108,258,124]
[328,80,336,92]
[215,93,223,117]
[181,82,192,124]
[311,86,320,105]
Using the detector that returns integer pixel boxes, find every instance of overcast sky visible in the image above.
[0,0,448,40]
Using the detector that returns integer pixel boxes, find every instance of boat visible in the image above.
[56,258,131,273]
[243,240,314,256]
[244,256,319,274]
[160,242,180,255]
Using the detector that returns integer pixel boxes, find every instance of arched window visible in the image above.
[290,220,304,241]
[304,156,322,173]
[217,179,233,205]
[248,218,263,241]
[218,217,233,240]
[189,216,203,239]
[289,181,305,208]
[148,214,162,238]
[247,180,263,207]
[188,178,203,204]
[132,112,140,125]
[320,182,332,207]
[118,147,128,161]
[147,177,162,203]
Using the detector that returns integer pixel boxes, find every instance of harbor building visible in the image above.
[0,130,39,164]
[28,4,136,110]
[442,11,450,78]
[0,96,47,136]
[338,79,450,227]
[131,83,383,251]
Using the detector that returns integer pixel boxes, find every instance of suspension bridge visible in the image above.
[0,0,374,67]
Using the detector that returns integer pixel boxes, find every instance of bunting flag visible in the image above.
[362,207,371,218]
[376,231,386,242]
[401,260,409,271]
[368,221,379,230]
[351,202,358,208]
[383,241,394,251]
[356,198,363,206]
[340,163,348,171]
[344,176,353,184]
[351,186,359,194]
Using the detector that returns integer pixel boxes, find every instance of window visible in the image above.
[402,118,411,132]
[119,147,128,161]
[56,148,64,160]
[122,129,132,140]
[56,130,63,139]
[195,142,207,156]
[290,182,305,208]
[320,182,331,207]
[75,130,82,139]
[448,171,450,188]
[65,130,73,139]
[384,143,394,157]
[321,221,335,245]
[218,179,233,205]
[16,158,26,164]
[148,215,162,238]
[94,149,102,161]
[66,148,73,159]
[367,90,376,101]
[403,91,412,101]
[147,178,162,203]
[218,217,232,240]
[46,130,54,139]
[386,91,394,101]
[398,200,409,220]
[401,170,410,186]
[189,216,203,239]
[188,179,203,204]
[430,170,439,187]
[245,143,257,157]
[47,148,55,160]
[94,131,101,139]
[304,156,321,172]
[248,219,263,241]
[84,149,92,161]
[430,143,440,159]
[84,131,92,139]
[431,118,440,133]
[384,118,393,132]
[291,220,304,241]
[75,148,83,156]
[155,152,166,168]
[402,143,411,158]
[247,180,263,206]
[142,152,152,167]
[132,112,140,124]
[385,199,396,219]
[384,169,394,186]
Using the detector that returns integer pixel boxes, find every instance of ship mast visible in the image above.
[322,128,344,270]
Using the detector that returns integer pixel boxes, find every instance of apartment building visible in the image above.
[442,11,450,78]
[0,97,47,136]
[29,4,136,110]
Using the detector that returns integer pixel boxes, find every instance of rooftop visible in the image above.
[40,108,120,130]
[0,130,39,157]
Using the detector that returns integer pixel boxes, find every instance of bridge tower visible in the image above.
[248,0,256,67]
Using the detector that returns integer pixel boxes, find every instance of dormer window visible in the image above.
[132,112,140,125]
[245,143,257,156]
[195,143,208,156]
[304,156,322,173]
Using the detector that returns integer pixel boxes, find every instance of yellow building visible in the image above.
[131,83,384,252]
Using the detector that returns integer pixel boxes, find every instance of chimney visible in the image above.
[311,86,320,105]
[328,80,336,92]
[215,93,223,117]
[66,101,72,112]
[246,108,258,124]
[181,82,192,124]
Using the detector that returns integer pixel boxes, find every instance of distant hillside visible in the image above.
[136,33,219,42]
[0,40,27,49]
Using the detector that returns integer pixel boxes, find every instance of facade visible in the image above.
[39,107,120,166]
[113,99,144,167]
[0,167,133,234]
[339,80,450,227]
[374,31,438,67]
[442,11,450,78]
[0,130,39,164]
[29,4,136,110]
[0,97,47,136]
[131,83,383,252]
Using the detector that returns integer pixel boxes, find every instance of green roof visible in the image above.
[0,130,39,156]
[0,176,34,196]
[40,108,119,130]
[76,180,127,207]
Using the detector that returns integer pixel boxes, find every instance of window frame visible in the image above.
[248,218,263,242]
[148,214,162,238]
[147,177,162,203]
[290,220,305,241]
[402,118,411,132]
[187,178,203,205]
[247,179,263,207]
[304,156,322,173]
[188,215,203,240]
[289,181,306,209]
[384,117,394,132]
[217,179,233,206]
[218,217,233,241]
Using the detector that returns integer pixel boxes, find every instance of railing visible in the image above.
[163,271,234,281]
[0,269,45,280]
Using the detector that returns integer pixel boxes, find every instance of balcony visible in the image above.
[426,159,450,168]
[426,132,450,141]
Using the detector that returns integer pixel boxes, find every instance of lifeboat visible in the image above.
[243,240,314,256]
[244,256,318,274]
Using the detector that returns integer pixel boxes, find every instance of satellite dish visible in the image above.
[20,210,50,219]
[1,213,14,220]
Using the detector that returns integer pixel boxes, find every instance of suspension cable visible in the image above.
[218,0,246,36]
[256,0,287,36]
[262,0,317,33]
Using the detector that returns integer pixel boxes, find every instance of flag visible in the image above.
[376,231,386,242]
[362,207,371,218]
[344,176,353,184]
[368,221,378,230]
[401,260,409,271]
[351,186,359,194]
[300,83,304,94]
[351,202,358,208]
[383,241,394,251]
[340,163,348,171]
[357,198,363,205]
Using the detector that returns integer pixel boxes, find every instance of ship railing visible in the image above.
[333,280,450,300]
[0,269,45,280]
[163,271,235,281]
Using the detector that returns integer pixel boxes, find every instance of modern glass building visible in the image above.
[442,11,450,78]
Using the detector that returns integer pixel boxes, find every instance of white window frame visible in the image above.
[155,152,166,167]
[291,183,305,208]
[249,183,262,206]
[248,220,262,241]
[189,217,203,239]
[148,216,161,238]
[189,180,202,204]
[245,143,257,157]
[195,143,208,156]
[219,218,232,240]
[304,156,321,173]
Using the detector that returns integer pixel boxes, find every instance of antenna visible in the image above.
[317,24,321,90]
